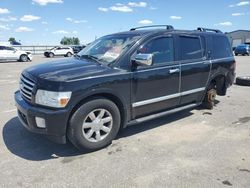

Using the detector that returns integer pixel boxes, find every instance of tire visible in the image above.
[236,76,250,86]
[19,54,28,62]
[68,98,121,151]
[49,52,54,58]
[66,52,72,57]
[202,83,217,110]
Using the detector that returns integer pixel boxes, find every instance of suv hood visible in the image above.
[25,57,117,82]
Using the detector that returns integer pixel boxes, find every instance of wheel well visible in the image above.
[68,93,126,130]
[210,75,227,96]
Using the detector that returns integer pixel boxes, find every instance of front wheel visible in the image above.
[68,98,121,151]
[19,54,28,62]
[66,52,72,57]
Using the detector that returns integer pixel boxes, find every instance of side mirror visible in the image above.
[132,53,153,66]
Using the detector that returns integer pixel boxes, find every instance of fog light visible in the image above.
[35,117,46,128]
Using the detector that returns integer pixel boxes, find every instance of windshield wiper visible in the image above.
[80,55,102,65]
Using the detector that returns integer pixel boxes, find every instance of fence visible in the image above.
[12,45,76,55]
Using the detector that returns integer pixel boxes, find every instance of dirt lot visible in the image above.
[0,56,250,188]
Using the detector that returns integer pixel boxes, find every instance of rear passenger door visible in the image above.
[178,35,210,105]
[0,46,6,60]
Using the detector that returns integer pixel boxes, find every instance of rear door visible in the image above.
[0,46,6,60]
[177,34,210,105]
[131,35,181,118]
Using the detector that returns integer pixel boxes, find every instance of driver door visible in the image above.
[131,35,180,119]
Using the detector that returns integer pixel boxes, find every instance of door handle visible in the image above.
[169,68,180,74]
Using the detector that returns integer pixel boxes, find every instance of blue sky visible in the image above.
[0,0,249,45]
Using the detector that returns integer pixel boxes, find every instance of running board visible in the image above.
[127,103,201,126]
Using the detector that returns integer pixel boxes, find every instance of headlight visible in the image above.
[35,90,72,108]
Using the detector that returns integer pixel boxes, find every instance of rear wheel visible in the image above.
[19,54,28,62]
[49,52,54,58]
[68,98,121,151]
[203,83,217,109]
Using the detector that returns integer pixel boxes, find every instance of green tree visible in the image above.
[60,37,80,45]
[8,37,16,43]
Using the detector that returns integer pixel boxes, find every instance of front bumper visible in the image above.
[28,54,33,61]
[15,90,69,144]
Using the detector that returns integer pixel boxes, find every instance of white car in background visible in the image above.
[44,46,74,58]
[0,46,32,62]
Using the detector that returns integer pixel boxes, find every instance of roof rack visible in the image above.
[197,27,222,33]
[130,25,174,31]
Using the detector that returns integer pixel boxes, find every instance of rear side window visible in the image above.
[212,36,232,59]
[179,36,203,60]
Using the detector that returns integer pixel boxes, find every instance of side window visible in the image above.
[6,47,14,51]
[179,36,203,60]
[212,36,233,59]
[0,46,5,50]
[137,37,174,65]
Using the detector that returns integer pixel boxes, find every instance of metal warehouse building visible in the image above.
[226,30,250,48]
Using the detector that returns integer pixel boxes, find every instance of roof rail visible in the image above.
[197,27,222,33]
[130,25,174,31]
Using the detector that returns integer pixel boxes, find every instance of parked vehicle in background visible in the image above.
[0,45,32,62]
[10,41,22,45]
[15,25,235,151]
[234,44,250,56]
[44,46,74,58]
[71,45,86,54]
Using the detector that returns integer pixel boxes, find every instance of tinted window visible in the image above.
[6,47,15,51]
[212,36,232,59]
[0,46,5,50]
[138,37,174,64]
[179,36,203,60]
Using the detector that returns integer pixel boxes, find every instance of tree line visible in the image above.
[8,37,80,45]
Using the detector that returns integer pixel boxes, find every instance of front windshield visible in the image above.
[78,34,140,65]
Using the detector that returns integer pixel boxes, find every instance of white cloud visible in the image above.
[138,19,153,25]
[149,7,158,10]
[218,22,233,26]
[72,30,78,34]
[98,7,109,12]
[110,5,133,12]
[66,17,73,21]
[66,17,87,24]
[128,2,147,7]
[237,1,250,6]
[52,30,69,34]
[170,16,182,20]
[232,13,245,16]
[15,26,34,32]
[0,8,10,14]
[0,24,10,30]
[229,1,250,7]
[0,16,17,22]
[32,0,63,6]
[20,15,41,22]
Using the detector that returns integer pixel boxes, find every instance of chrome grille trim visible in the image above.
[20,74,35,101]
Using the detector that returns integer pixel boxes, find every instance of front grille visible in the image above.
[20,74,35,101]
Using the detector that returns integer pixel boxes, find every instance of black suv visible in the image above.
[15,25,235,151]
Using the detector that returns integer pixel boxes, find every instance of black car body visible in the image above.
[15,26,236,150]
[234,44,250,56]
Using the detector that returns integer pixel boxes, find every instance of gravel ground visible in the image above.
[0,55,250,188]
